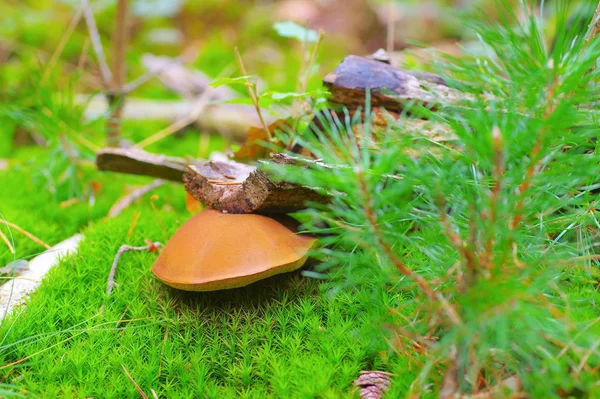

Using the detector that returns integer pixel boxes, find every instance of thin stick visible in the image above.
[107,242,162,296]
[0,220,50,250]
[134,87,214,149]
[0,229,14,255]
[81,0,113,86]
[585,1,600,43]
[42,4,84,84]
[122,57,181,94]
[234,47,272,141]
[121,364,150,399]
[106,0,129,147]
[575,337,600,373]
[386,1,396,54]
[77,38,90,72]
[108,179,165,218]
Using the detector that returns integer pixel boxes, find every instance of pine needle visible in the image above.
[0,229,14,255]
[121,364,149,399]
[0,220,50,250]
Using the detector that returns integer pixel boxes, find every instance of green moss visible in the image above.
[0,198,417,398]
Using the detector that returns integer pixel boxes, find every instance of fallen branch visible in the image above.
[108,179,166,218]
[96,147,199,182]
[107,241,162,296]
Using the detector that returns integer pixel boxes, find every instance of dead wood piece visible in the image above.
[107,242,162,296]
[183,159,330,214]
[324,55,466,112]
[96,148,198,182]
[353,371,393,399]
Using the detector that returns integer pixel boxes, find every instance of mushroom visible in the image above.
[152,209,317,291]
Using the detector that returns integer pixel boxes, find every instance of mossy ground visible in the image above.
[0,172,416,398]
[0,127,598,398]
[0,124,418,398]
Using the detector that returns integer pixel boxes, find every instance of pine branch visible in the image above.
[356,167,462,326]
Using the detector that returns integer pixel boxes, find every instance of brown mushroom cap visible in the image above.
[152,209,317,291]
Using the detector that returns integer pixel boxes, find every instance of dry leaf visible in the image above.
[234,119,290,161]
[144,239,161,253]
[185,192,203,213]
[90,180,103,194]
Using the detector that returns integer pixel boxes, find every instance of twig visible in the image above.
[356,168,462,326]
[386,1,396,54]
[121,363,149,399]
[575,337,600,374]
[234,47,272,141]
[134,87,215,149]
[510,80,557,231]
[108,179,166,218]
[42,4,84,84]
[300,30,324,95]
[122,58,181,94]
[81,0,112,86]
[436,194,477,285]
[0,220,51,250]
[585,1,600,43]
[77,38,90,72]
[0,229,14,255]
[106,0,129,147]
[107,242,162,296]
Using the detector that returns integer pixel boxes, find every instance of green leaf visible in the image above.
[273,21,319,42]
[209,76,253,88]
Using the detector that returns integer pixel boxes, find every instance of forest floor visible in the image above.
[1,122,598,398]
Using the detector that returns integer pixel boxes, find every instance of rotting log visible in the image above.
[323,55,466,112]
[183,159,330,214]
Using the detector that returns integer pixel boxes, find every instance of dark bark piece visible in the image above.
[183,160,330,214]
[323,55,465,112]
[96,148,196,182]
